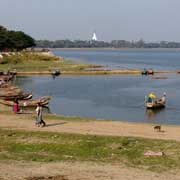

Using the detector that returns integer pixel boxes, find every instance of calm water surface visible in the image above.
[16,74,180,125]
[16,49,180,124]
[53,49,180,70]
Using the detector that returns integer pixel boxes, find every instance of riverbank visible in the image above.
[1,112,180,179]
[0,51,178,75]
[1,113,180,141]
[2,107,180,179]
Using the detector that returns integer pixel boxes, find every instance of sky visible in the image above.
[0,0,180,42]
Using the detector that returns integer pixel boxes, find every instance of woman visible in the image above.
[35,103,46,127]
[13,99,20,113]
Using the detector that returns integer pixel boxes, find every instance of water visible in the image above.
[53,49,180,70]
[16,74,180,125]
[15,49,180,124]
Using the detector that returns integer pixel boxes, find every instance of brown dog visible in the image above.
[154,125,161,132]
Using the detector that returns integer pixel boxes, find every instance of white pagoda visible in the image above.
[92,32,97,41]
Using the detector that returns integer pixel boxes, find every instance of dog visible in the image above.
[154,125,161,132]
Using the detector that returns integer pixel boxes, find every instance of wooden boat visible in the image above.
[0,83,32,100]
[141,69,148,75]
[147,69,154,75]
[0,96,51,107]
[145,96,165,109]
[141,69,154,75]
[0,92,33,100]
[51,69,61,76]
[0,74,14,81]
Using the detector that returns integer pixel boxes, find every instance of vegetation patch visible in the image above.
[1,128,180,172]
[0,52,96,73]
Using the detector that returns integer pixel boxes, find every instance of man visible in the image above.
[159,92,166,104]
[35,103,46,127]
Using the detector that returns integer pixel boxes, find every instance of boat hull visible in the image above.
[146,102,165,109]
[0,96,51,107]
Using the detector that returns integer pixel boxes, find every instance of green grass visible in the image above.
[0,128,180,172]
[0,52,97,73]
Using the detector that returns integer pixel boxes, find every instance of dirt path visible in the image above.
[1,161,180,180]
[1,114,180,141]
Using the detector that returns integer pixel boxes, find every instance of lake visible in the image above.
[53,49,180,70]
[16,49,180,124]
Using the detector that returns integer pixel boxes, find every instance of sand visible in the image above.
[0,114,180,141]
[1,114,180,180]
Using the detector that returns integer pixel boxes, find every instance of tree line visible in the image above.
[0,25,35,51]
[36,39,180,49]
[1,24,180,50]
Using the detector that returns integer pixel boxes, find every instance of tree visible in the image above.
[0,25,35,51]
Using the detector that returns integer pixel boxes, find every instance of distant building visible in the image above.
[92,32,98,41]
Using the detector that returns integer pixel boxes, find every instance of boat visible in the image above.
[141,68,154,75]
[147,68,154,75]
[0,74,14,81]
[0,96,51,107]
[145,95,166,109]
[141,69,148,75]
[0,89,31,100]
[50,68,61,76]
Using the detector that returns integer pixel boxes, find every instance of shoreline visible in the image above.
[1,110,180,179]
[15,69,177,76]
[0,50,180,75]
[1,113,180,142]
[51,47,180,51]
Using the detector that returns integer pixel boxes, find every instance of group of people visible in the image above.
[13,99,46,127]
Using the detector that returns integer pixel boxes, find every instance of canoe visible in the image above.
[141,71,148,75]
[145,96,165,109]
[0,75,14,81]
[147,70,154,75]
[1,93,32,101]
[0,96,51,107]
[0,90,28,99]
[141,69,154,75]
[50,69,61,76]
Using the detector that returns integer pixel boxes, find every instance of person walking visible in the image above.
[35,102,46,127]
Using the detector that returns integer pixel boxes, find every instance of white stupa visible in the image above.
[92,32,97,41]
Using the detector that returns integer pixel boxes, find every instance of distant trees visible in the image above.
[0,25,35,51]
[36,39,180,49]
[36,40,110,48]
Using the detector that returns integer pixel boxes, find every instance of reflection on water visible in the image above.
[145,108,165,121]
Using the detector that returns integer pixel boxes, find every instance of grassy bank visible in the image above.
[0,52,99,73]
[0,52,146,75]
[0,128,180,172]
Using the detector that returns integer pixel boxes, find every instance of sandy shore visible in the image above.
[1,114,180,142]
[2,114,180,179]
[1,114,180,179]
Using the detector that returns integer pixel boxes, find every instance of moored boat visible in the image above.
[0,96,51,107]
[50,68,61,76]
[141,68,154,75]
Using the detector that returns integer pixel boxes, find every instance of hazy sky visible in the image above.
[1,0,180,41]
